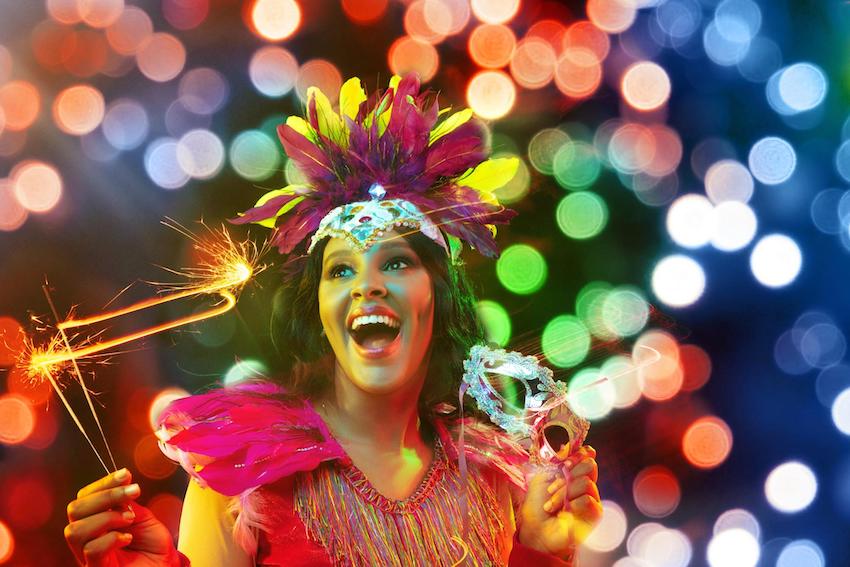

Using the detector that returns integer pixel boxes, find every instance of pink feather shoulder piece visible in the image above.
[155,381,346,497]
[156,380,530,497]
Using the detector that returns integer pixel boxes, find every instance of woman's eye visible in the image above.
[330,265,353,278]
[384,257,411,271]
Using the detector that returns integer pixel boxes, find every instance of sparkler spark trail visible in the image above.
[28,223,265,372]
[43,282,116,473]
[20,223,267,472]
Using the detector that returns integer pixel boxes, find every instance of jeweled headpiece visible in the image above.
[232,74,518,258]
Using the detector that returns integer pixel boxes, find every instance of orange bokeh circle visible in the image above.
[342,0,388,25]
[134,434,178,480]
[632,465,681,518]
[682,416,733,469]
[388,36,440,83]
[0,394,36,445]
[468,24,516,69]
[0,81,40,131]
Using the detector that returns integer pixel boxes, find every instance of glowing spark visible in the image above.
[28,292,237,370]
[153,219,265,293]
[18,224,266,474]
[20,332,71,382]
[26,223,266,371]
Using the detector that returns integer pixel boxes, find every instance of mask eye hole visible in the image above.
[486,373,528,414]
[543,423,571,455]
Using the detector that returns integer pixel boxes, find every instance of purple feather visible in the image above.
[229,194,300,225]
[398,105,433,160]
[346,116,368,156]
[277,124,336,182]
[423,121,487,181]
[273,203,329,254]
[387,76,420,136]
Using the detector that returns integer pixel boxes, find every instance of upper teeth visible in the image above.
[351,315,400,331]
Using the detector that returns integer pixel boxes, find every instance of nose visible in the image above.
[350,269,387,299]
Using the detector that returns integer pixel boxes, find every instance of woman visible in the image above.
[63,75,602,566]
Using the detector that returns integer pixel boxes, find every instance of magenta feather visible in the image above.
[158,381,529,497]
[273,204,328,254]
[157,381,346,497]
[423,121,488,180]
[277,124,337,182]
[229,194,299,225]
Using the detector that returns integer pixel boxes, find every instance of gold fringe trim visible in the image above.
[294,441,506,566]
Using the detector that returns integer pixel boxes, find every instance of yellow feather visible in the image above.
[286,115,315,140]
[307,86,347,147]
[429,108,473,145]
[339,77,366,120]
[252,187,307,228]
[378,108,390,136]
[457,157,519,192]
[474,189,499,206]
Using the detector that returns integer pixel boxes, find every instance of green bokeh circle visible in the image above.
[496,244,548,295]
[477,299,512,347]
[229,130,280,181]
[541,314,590,368]
[556,191,609,240]
[553,141,601,191]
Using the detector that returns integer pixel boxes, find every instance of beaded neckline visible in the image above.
[336,440,447,514]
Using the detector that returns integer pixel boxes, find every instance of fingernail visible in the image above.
[124,484,140,497]
[122,509,135,521]
[119,532,133,543]
[114,468,129,481]
[543,502,552,512]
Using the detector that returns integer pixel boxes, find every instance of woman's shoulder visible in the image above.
[156,380,346,496]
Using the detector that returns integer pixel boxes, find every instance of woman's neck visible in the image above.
[319,364,428,456]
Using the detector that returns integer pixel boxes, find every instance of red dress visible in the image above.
[158,382,571,566]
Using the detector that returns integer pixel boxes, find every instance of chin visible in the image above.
[344,358,420,396]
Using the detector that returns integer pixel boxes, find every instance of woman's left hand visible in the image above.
[517,445,602,560]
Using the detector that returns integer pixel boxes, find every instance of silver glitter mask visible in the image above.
[461,345,590,458]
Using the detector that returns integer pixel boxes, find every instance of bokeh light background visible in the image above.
[1,0,850,564]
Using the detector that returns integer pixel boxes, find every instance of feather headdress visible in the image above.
[231,74,518,258]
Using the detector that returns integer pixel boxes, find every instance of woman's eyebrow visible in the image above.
[375,241,414,254]
[323,250,353,264]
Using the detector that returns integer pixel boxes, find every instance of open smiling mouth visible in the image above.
[349,315,401,351]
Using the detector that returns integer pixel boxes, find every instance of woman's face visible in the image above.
[318,231,435,395]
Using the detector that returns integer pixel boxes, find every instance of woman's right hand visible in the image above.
[64,468,183,566]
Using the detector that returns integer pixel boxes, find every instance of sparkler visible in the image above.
[19,222,267,473]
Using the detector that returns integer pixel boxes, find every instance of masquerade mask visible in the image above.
[461,344,590,462]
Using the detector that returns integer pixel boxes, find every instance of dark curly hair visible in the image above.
[270,232,484,416]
